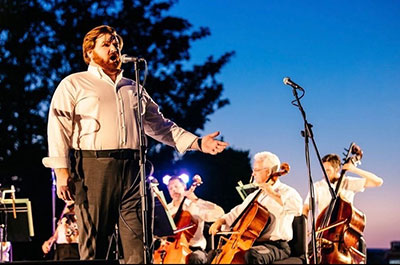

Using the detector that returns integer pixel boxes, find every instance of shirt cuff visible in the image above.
[42,157,69,169]
[175,132,198,154]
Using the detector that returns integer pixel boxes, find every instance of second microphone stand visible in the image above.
[290,83,336,264]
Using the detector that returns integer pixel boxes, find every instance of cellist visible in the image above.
[167,176,225,263]
[302,153,383,219]
[209,151,303,264]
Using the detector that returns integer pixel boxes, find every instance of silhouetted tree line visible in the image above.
[0,0,251,260]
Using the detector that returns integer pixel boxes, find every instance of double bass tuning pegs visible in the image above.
[342,142,363,166]
[351,144,363,158]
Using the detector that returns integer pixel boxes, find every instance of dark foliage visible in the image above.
[155,147,253,212]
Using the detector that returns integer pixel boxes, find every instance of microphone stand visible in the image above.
[51,169,57,250]
[133,60,152,264]
[290,85,336,264]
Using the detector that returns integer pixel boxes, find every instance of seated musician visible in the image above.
[42,200,79,260]
[302,153,383,218]
[167,175,225,264]
[209,151,303,264]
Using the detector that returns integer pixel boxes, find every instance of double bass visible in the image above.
[314,143,366,264]
[153,175,202,264]
[212,163,290,264]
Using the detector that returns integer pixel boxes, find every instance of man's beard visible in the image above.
[92,50,121,74]
[330,176,339,184]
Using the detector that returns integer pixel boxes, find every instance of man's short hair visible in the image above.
[168,176,186,188]
[82,25,123,65]
[322,153,341,170]
[254,151,280,173]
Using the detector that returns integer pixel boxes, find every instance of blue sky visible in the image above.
[168,0,400,248]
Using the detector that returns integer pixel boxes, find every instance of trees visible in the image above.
[0,0,234,170]
[168,147,252,211]
[0,0,53,174]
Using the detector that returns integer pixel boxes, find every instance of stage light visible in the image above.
[178,173,189,184]
[162,175,172,185]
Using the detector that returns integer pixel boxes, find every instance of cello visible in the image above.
[314,143,366,264]
[153,175,202,264]
[211,163,290,264]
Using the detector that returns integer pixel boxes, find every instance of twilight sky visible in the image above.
[168,0,400,248]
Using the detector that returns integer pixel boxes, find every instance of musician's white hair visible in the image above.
[254,151,280,173]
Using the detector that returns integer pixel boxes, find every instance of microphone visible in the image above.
[283,77,304,90]
[121,54,145,63]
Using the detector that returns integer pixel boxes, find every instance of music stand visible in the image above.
[152,184,176,237]
[236,181,258,201]
[0,198,34,242]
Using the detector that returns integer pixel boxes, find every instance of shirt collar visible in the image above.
[252,178,281,188]
[88,64,124,85]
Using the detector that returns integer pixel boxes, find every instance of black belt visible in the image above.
[72,149,140,160]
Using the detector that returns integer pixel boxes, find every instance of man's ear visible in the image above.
[87,50,93,61]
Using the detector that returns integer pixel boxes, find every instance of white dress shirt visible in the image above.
[304,176,366,217]
[43,64,198,169]
[168,198,225,250]
[222,180,303,242]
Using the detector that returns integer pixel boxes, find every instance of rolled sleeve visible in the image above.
[173,129,198,154]
[345,176,366,193]
[42,157,69,169]
[195,199,225,222]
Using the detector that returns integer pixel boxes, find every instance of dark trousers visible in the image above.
[54,243,79,260]
[188,246,208,264]
[70,151,144,263]
[245,240,291,264]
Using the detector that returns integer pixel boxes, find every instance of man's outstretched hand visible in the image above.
[200,131,229,155]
